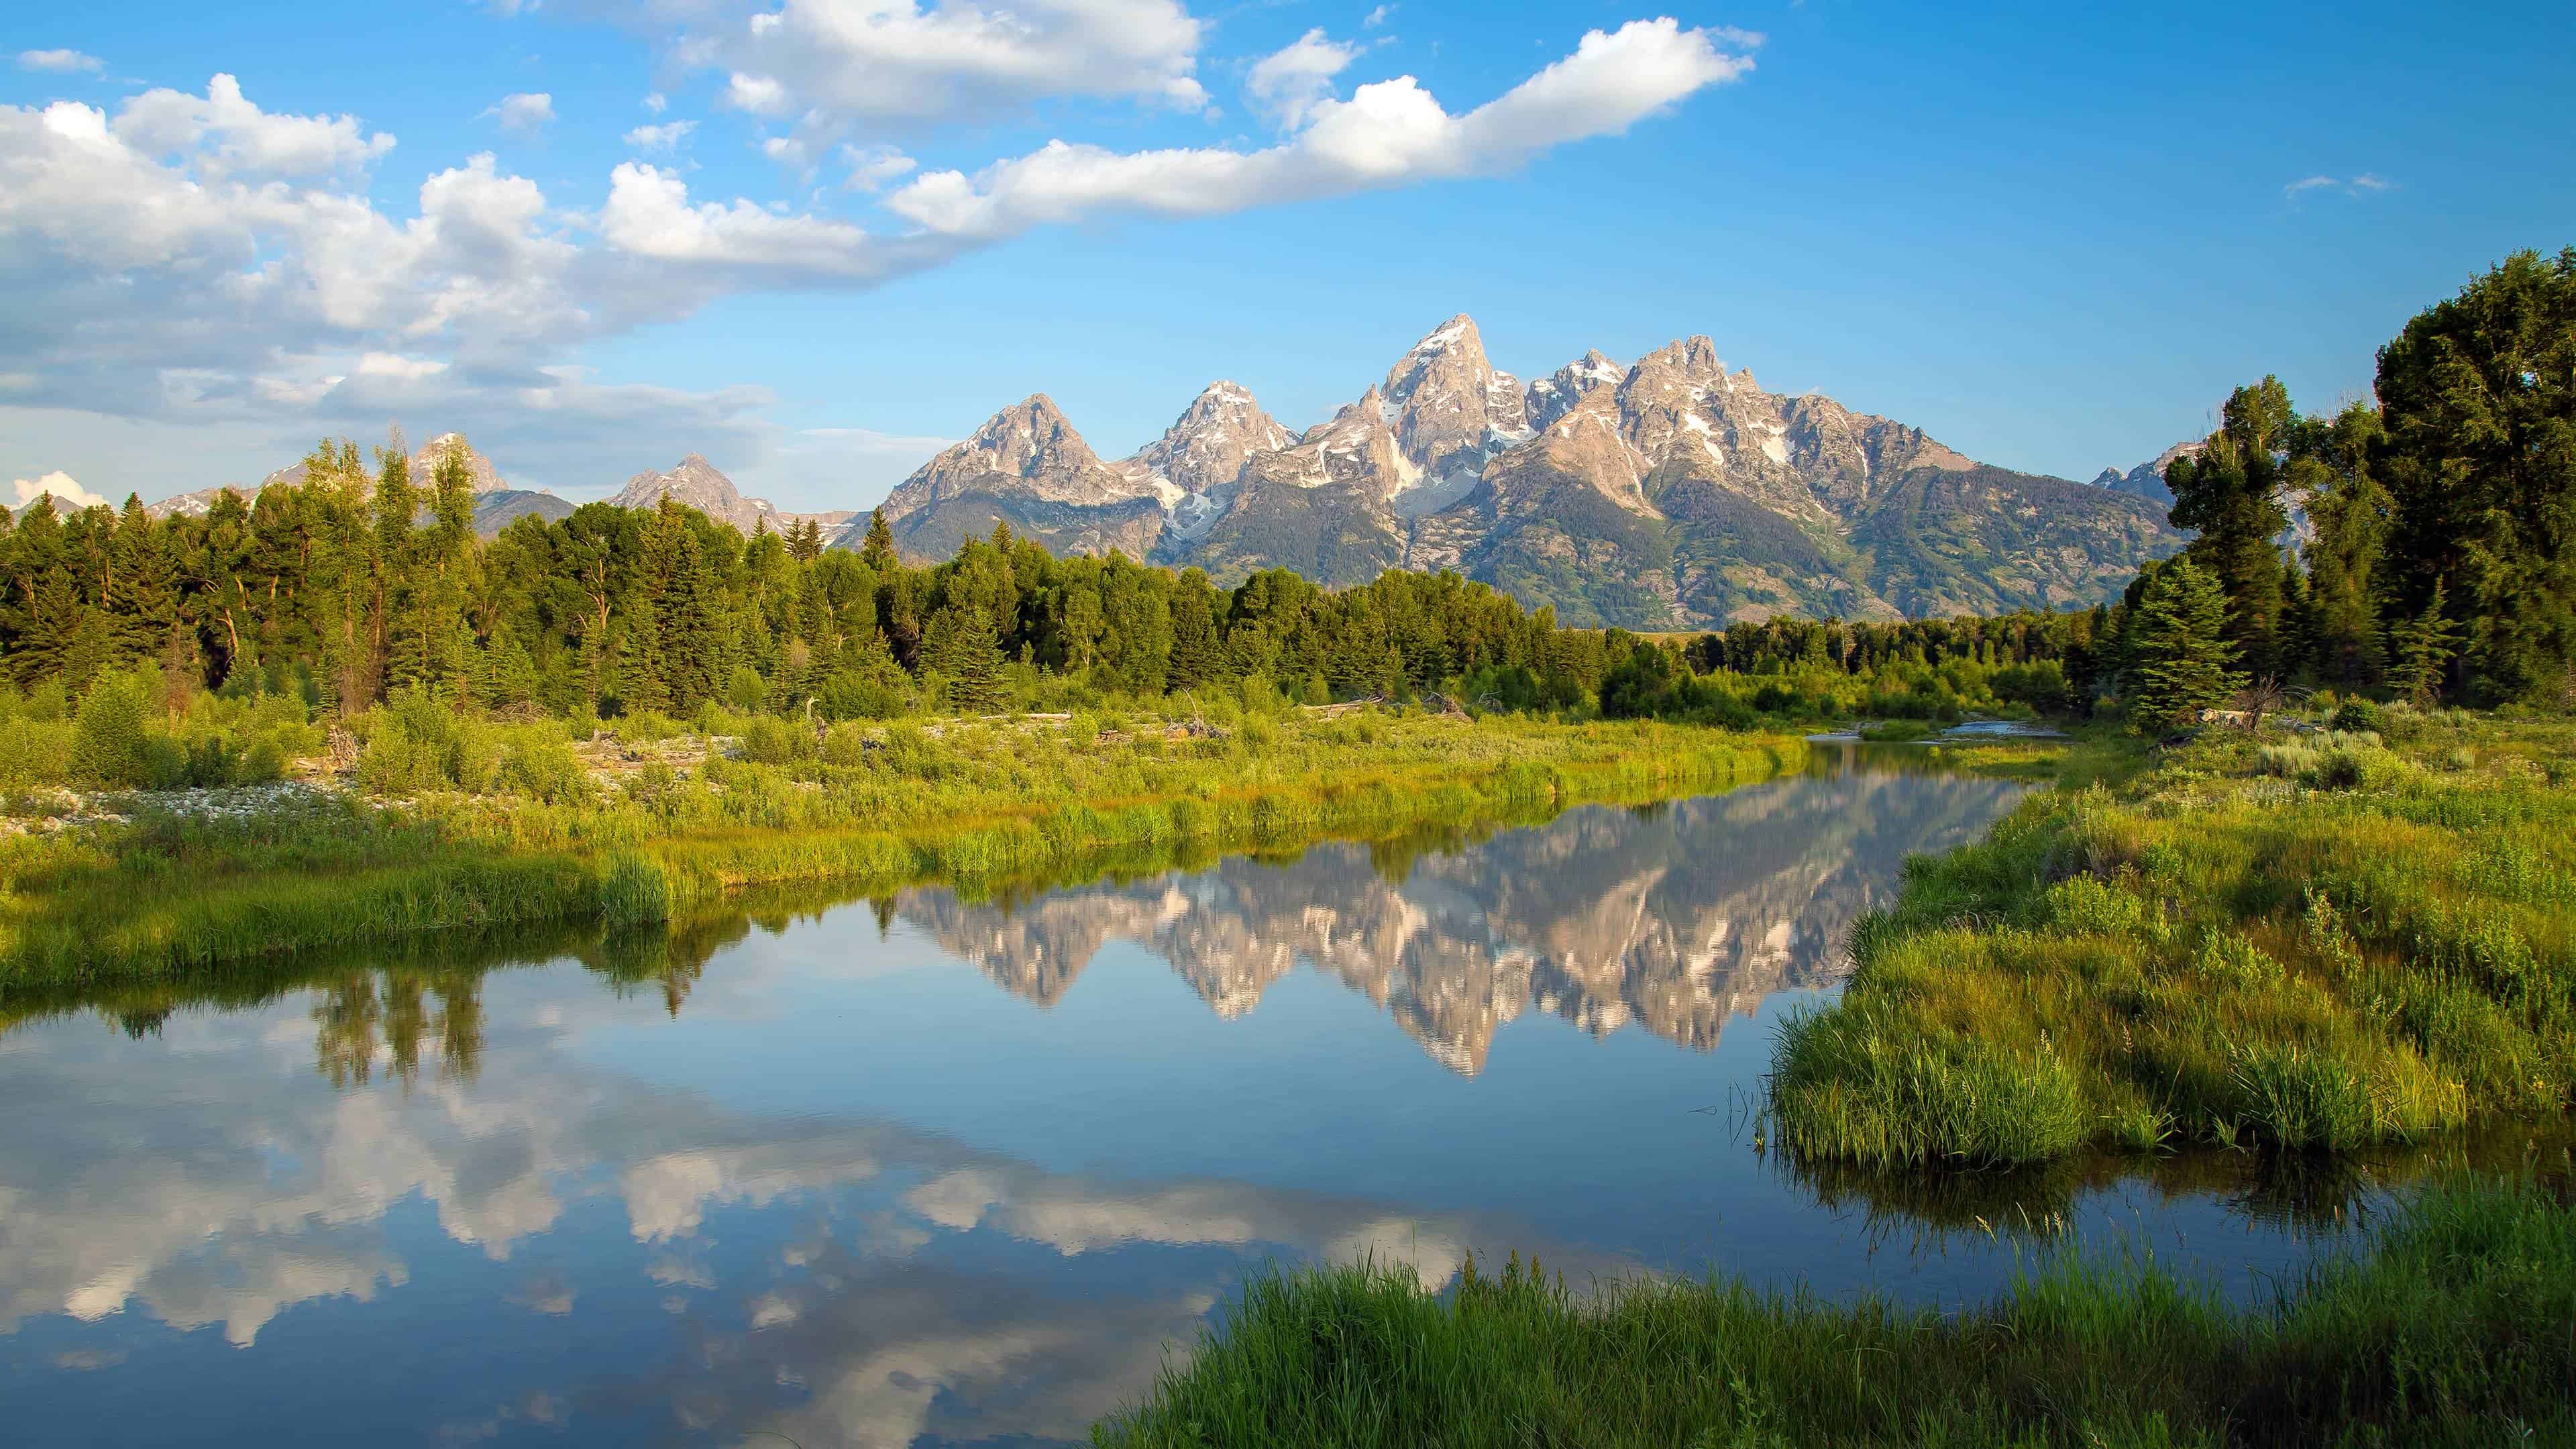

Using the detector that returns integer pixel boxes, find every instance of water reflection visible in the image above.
[10,750,2516,1448]
[901,755,2029,1072]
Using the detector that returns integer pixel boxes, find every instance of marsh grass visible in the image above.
[1770,714,2576,1167]
[1093,1176,2576,1449]
[0,714,1801,983]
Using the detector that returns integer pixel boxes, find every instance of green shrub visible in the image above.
[72,673,156,788]
[2331,698,2385,733]
[498,733,594,804]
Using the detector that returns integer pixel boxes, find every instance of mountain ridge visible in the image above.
[850,317,2185,624]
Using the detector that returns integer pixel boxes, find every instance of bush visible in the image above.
[498,732,595,804]
[741,715,818,766]
[2331,698,2385,733]
[72,673,157,788]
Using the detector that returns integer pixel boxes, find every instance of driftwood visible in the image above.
[325,725,360,771]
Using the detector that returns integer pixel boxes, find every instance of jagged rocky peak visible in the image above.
[963,393,1106,478]
[2094,439,2200,504]
[1379,313,1531,482]
[1129,380,1292,499]
[1525,349,1627,433]
[614,453,743,513]
[412,433,508,494]
[878,392,1151,521]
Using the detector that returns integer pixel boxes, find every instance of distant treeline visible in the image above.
[0,435,2094,724]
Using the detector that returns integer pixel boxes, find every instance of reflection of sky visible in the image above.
[0,764,2364,1447]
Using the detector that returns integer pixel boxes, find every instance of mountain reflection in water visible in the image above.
[903,757,2028,1072]
[12,748,2490,1449]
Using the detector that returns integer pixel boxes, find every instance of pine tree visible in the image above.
[924,602,1005,714]
[2376,247,2576,702]
[2386,582,2465,706]
[2167,380,2294,676]
[2126,559,2245,735]
[859,509,897,573]
[2294,401,2393,688]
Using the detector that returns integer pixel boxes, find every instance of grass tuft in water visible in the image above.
[1093,1177,2576,1449]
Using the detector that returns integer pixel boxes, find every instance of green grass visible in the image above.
[0,712,1805,985]
[1769,710,2576,1167]
[1093,1175,2576,1449]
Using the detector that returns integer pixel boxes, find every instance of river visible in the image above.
[0,746,2467,1446]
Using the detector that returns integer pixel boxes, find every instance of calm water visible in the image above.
[0,749,2452,1446]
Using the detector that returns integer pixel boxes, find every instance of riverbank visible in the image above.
[1091,1175,2575,1448]
[1770,708,2576,1167]
[0,712,1805,985]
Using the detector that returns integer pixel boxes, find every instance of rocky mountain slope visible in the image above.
[853,317,2184,624]
[610,454,853,537]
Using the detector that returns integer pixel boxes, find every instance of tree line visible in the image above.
[2104,247,2574,731]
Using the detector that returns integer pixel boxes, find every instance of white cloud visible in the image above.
[600,161,898,278]
[625,119,698,152]
[1246,28,1361,131]
[1363,5,1393,28]
[485,92,554,133]
[2284,172,2395,202]
[692,0,1208,132]
[842,144,916,192]
[113,72,394,178]
[18,49,104,74]
[13,471,109,509]
[722,72,789,116]
[888,19,1756,241]
[642,91,667,114]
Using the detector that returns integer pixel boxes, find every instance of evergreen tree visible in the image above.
[2376,247,2576,703]
[2293,401,2394,688]
[923,601,1006,713]
[2166,380,2294,676]
[2126,559,2245,735]
[859,509,897,573]
[2386,582,2465,706]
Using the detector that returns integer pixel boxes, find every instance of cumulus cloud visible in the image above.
[694,0,1208,131]
[112,72,395,178]
[624,119,696,152]
[19,49,104,74]
[641,91,667,114]
[1246,28,1362,131]
[12,471,108,509]
[888,19,1756,241]
[485,92,554,132]
[1364,5,1393,28]
[2284,172,2394,201]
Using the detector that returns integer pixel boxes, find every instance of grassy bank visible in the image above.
[1769,709,2575,1167]
[1093,1175,2575,1449]
[0,712,1803,985]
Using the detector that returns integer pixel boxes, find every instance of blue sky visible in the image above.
[3,0,2567,513]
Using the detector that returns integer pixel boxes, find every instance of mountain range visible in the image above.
[130,320,2203,627]
[841,317,2188,626]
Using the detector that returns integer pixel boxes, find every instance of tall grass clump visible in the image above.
[1094,1176,2576,1449]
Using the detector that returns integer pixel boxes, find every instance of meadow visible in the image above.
[1768,704,2576,1166]
[0,687,1805,984]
